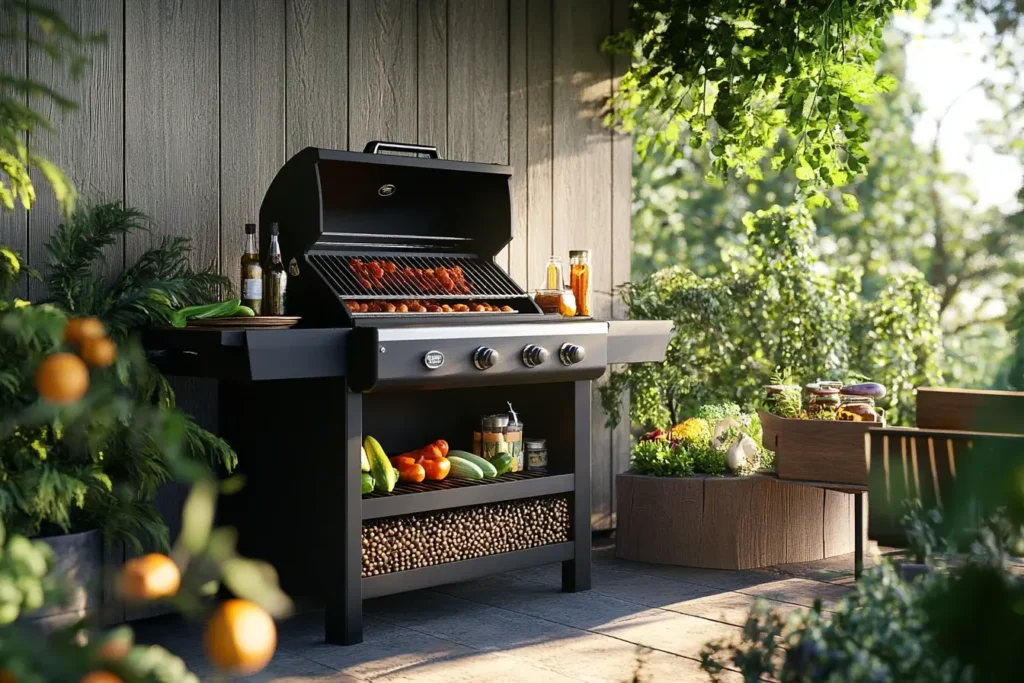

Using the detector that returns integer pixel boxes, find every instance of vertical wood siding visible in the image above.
[1,0,631,530]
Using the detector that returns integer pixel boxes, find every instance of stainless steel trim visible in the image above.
[375,321,608,341]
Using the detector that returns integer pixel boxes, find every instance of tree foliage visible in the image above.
[602,205,944,429]
[606,0,914,204]
[0,0,104,214]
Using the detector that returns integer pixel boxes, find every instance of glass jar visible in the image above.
[806,382,841,418]
[480,414,509,461]
[569,250,592,317]
[533,289,562,314]
[506,419,524,472]
[525,438,548,469]
[472,431,482,456]
[837,395,880,422]
[545,256,564,291]
[558,290,577,317]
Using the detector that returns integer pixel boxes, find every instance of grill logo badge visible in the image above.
[378,183,396,197]
[423,350,444,370]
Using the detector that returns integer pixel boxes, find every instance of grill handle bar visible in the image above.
[363,140,439,159]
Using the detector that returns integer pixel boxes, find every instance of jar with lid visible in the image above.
[806,382,841,418]
[569,250,592,317]
[480,414,509,461]
[525,439,548,469]
[837,395,881,422]
[506,418,524,472]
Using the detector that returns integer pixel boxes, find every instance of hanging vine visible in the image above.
[605,0,915,206]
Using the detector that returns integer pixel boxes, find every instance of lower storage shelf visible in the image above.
[362,495,570,577]
[362,542,574,599]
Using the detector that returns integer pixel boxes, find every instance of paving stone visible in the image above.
[592,608,740,660]
[733,577,852,610]
[370,650,583,683]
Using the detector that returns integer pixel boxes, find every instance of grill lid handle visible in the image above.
[362,140,439,159]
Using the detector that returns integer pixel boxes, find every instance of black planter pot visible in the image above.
[897,561,933,582]
[24,529,103,630]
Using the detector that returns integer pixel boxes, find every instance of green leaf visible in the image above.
[795,165,814,181]
[221,557,294,618]
[841,193,860,212]
[178,479,217,554]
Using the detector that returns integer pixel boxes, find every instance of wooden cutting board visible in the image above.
[183,316,301,330]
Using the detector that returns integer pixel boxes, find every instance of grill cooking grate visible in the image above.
[309,252,525,300]
[362,469,553,498]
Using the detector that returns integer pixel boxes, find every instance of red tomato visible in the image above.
[432,440,449,457]
[390,455,417,468]
[417,444,444,461]
[421,457,450,481]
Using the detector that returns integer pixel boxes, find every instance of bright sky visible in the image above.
[897,13,1023,210]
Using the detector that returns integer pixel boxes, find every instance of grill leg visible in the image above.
[326,387,363,645]
[854,491,864,580]
[563,380,592,592]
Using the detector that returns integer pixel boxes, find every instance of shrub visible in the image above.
[602,204,944,428]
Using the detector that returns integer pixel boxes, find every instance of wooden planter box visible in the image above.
[616,472,856,570]
[760,411,879,487]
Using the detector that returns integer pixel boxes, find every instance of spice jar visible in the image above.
[506,418,524,472]
[472,431,482,456]
[569,250,592,317]
[545,256,564,290]
[525,439,548,469]
[837,395,881,422]
[533,289,562,314]
[480,414,509,461]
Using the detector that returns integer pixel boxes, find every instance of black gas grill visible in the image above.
[144,142,672,646]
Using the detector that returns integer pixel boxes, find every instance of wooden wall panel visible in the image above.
[286,0,348,155]
[1,9,28,299]
[124,0,218,269]
[349,0,417,149]
[553,0,614,528]
[26,0,122,299]
[507,0,528,284]
[525,0,553,293]
[221,0,286,291]
[417,0,448,158]
[608,0,631,527]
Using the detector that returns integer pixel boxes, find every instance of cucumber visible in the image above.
[448,450,498,478]
[363,436,397,493]
[361,472,374,494]
[360,446,371,473]
[490,453,513,476]
[447,456,484,480]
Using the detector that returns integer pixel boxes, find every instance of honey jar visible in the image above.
[837,395,881,422]
[569,250,591,317]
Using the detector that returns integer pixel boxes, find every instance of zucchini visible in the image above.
[169,299,242,327]
[233,305,256,317]
[361,472,374,494]
[363,436,397,492]
[448,450,498,478]
[360,446,371,473]
[447,456,484,480]
[490,453,513,476]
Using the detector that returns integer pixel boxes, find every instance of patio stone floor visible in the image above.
[134,536,881,682]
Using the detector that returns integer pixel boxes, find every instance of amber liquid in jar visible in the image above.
[837,396,880,422]
[569,250,591,317]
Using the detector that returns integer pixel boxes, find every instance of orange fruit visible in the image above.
[35,352,90,404]
[79,336,117,368]
[95,627,133,661]
[118,553,181,601]
[0,668,17,683]
[64,317,106,345]
[204,599,277,675]
[79,673,122,683]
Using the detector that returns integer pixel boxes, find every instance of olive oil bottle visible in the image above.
[240,223,262,314]
[263,222,287,315]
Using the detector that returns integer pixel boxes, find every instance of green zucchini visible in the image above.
[233,305,256,317]
[448,451,498,478]
[360,446,371,473]
[447,456,484,480]
[363,435,396,492]
[490,453,513,476]
[361,472,374,494]
[169,299,242,327]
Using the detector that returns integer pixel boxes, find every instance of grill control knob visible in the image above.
[559,343,586,366]
[522,344,550,368]
[473,346,499,370]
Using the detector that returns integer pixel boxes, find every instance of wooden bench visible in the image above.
[861,387,1024,575]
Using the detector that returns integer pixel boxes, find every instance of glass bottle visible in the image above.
[569,250,592,317]
[263,223,287,315]
[545,255,564,290]
[240,223,262,314]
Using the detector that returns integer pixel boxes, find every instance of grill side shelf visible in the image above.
[361,469,574,519]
